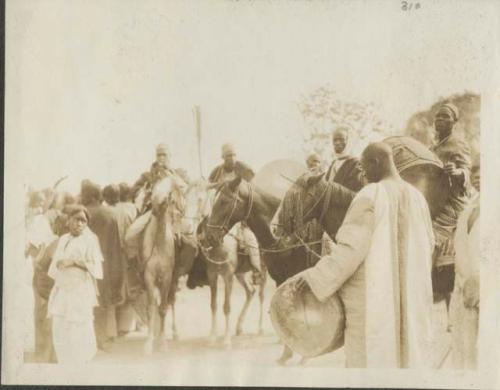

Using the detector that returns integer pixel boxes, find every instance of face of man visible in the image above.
[434,108,455,140]
[471,166,480,192]
[68,211,88,237]
[307,156,321,171]
[156,151,170,167]
[223,153,236,170]
[332,131,348,154]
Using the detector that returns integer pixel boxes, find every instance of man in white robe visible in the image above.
[449,156,480,369]
[293,142,435,368]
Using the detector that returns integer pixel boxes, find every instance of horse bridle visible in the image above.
[301,180,333,227]
[206,181,254,236]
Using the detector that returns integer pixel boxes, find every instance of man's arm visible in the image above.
[301,194,375,301]
[349,159,366,192]
[448,140,471,192]
[235,161,255,182]
[131,172,150,197]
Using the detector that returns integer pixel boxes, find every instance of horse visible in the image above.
[203,176,351,363]
[138,175,186,354]
[191,182,268,348]
[279,136,454,307]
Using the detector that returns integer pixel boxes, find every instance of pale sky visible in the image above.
[7,0,493,194]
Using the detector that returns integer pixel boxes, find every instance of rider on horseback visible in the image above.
[132,143,178,214]
[207,143,262,274]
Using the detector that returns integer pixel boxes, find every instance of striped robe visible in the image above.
[303,178,434,368]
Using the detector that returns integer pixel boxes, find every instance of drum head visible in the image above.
[270,277,345,358]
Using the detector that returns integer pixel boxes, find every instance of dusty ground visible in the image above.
[23,270,452,368]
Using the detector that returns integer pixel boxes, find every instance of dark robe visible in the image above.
[86,204,125,306]
[208,161,255,184]
[431,134,471,267]
[32,238,59,363]
[325,156,365,192]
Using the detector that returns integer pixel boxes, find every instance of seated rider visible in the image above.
[207,143,261,274]
[132,143,185,215]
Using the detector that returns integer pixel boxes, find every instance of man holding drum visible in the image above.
[292,142,435,368]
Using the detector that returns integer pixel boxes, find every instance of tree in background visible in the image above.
[404,92,480,156]
[298,87,397,167]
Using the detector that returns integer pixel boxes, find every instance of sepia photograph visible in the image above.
[3,0,500,388]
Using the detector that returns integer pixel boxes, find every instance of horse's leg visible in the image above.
[257,271,266,336]
[235,272,255,336]
[207,270,218,345]
[168,279,179,341]
[157,271,174,352]
[277,345,294,366]
[171,300,178,341]
[143,270,156,355]
[222,271,233,348]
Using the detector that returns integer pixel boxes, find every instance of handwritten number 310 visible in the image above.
[401,2,421,11]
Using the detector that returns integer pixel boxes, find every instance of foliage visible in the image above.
[404,92,480,156]
[298,87,397,167]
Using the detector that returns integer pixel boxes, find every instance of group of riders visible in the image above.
[25,101,479,367]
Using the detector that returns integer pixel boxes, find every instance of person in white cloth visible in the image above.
[47,205,103,364]
[292,142,435,368]
[449,155,480,369]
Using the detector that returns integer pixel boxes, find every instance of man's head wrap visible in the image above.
[156,143,170,156]
[332,125,350,138]
[221,143,236,158]
[440,103,459,122]
[306,152,322,166]
[81,180,102,203]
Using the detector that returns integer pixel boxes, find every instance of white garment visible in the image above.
[302,179,434,368]
[52,315,97,364]
[47,229,103,364]
[450,193,480,369]
[237,224,262,272]
[26,213,55,250]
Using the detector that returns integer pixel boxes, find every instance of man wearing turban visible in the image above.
[430,103,472,315]
[324,126,365,192]
[207,143,255,189]
[206,143,261,273]
[132,143,178,214]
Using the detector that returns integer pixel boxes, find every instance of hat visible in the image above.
[441,103,459,121]
[156,143,170,156]
[221,143,236,157]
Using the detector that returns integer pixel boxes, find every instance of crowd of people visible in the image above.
[24,102,480,369]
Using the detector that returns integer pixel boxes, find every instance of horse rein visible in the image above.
[206,181,254,235]
[302,181,332,226]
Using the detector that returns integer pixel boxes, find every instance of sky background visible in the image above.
[7,0,494,194]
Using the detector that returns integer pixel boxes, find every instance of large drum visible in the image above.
[383,136,450,218]
[270,278,345,358]
[252,159,307,201]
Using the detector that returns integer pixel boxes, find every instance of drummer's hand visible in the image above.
[444,162,460,177]
[291,273,309,293]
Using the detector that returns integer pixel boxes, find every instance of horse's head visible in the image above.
[151,175,187,222]
[205,176,251,246]
[278,172,329,235]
